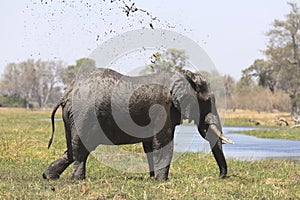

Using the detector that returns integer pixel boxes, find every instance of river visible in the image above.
[174,125,300,161]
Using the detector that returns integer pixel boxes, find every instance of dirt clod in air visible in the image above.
[123,2,138,17]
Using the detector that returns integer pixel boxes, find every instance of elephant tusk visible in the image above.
[210,124,234,144]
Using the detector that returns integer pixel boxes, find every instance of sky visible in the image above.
[0,0,292,80]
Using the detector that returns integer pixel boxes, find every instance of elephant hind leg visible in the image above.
[152,128,174,181]
[152,142,173,181]
[42,151,73,180]
[142,141,154,178]
[43,109,74,180]
[71,135,90,180]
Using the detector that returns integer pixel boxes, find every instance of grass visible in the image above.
[0,108,299,199]
[224,109,300,140]
[232,128,300,141]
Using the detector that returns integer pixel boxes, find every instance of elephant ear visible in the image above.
[170,73,199,120]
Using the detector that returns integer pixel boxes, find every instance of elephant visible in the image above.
[43,68,233,181]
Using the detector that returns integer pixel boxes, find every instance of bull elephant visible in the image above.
[43,68,233,181]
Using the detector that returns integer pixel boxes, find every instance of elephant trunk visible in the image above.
[211,139,227,178]
[201,112,234,178]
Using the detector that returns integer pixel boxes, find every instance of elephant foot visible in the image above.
[219,167,227,179]
[71,174,86,180]
[149,171,155,178]
[72,161,87,180]
[154,167,169,181]
[42,171,60,180]
[155,174,168,181]
[43,151,73,180]
[220,172,227,179]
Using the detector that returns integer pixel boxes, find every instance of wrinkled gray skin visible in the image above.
[43,68,231,181]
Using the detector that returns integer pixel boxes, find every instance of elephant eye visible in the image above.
[196,87,201,93]
[197,82,209,93]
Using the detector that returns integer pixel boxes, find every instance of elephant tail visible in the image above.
[48,102,61,149]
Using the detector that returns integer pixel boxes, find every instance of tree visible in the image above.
[0,60,37,107]
[141,49,187,74]
[222,75,235,97]
[61,58,96,85]
[0,59,65,108]
[237,72,256,90]
[241,59,275,93]
[0,62,23,97]
[34,60,65,108]
[264,2,300,116]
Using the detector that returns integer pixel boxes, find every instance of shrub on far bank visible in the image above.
[227,87,291,113]
[0,95,27,108]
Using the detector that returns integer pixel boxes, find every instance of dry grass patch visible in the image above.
[224,109,292,126]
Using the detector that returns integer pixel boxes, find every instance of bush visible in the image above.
[227,87,291,112]
[0,95,27,108]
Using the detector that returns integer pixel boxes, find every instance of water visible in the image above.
[174,125,300,161]
[40,118,62,122]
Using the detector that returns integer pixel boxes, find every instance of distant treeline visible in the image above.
[0,58,94,109]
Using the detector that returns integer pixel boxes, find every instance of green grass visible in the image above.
[224,117,254,127]
[231,128,300,141]
[0,109,300,199]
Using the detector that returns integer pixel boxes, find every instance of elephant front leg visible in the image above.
[43,151,73,179]
[152,128,174,181]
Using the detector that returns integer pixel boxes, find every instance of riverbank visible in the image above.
[224,109,300,140]
[224,109,292,127]
[230,128,300,141]
[0,109,299,199]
